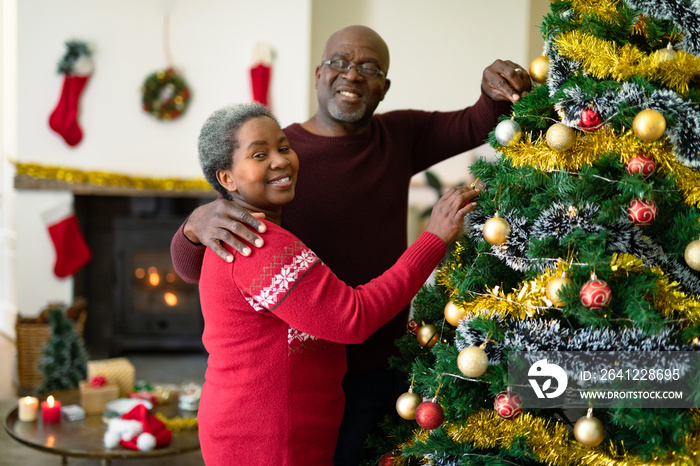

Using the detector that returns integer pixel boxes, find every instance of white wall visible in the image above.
[6,0,313,334]
[2,0,546,337]
[1,0,19,338]
[17,0,311,175]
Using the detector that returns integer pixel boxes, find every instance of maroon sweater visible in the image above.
[171,92,509,373]
[198,222,445,465]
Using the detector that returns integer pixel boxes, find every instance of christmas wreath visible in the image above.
[141,68,191,120]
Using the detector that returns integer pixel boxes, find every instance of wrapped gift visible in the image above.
[80,381,119,415]
[87,358,135,397]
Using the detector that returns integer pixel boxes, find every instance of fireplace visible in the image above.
[74,195,209,357]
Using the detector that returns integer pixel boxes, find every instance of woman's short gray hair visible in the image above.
[198,102,279,198]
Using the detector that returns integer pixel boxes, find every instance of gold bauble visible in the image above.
[546,123,576,151]
[396,390,422,420]
[457,346,489,377]
[685,237,700,271]
[444,300,467,327]
[574,415,605,447]
[545,275,574,307]
[632,108,666,142]
[529,56,550,84]
[416,324,440,348]
[483,212,511,245]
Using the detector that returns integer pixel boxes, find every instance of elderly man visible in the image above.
[171,25,531,465]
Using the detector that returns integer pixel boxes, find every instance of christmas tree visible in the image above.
[37,304,89,394]
[368,1,700,465]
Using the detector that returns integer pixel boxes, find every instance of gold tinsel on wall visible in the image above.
[14,161,211,192]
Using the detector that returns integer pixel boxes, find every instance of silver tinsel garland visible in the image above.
[454,317,698,378]
[465,203,700,295]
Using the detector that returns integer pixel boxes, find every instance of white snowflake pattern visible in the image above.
[297,250,317,268]
[276,267,296,291]
[246,248,319,312]
[288,327,318,345]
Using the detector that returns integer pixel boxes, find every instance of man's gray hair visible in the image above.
[198,102,278,198]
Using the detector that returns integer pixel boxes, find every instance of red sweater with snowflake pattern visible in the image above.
[197,220,445,465]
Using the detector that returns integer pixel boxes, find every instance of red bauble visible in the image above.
[627,198,657,226]
[494,390,524,419]
[626,153,656,178]
[579,274,612,310]
[379,453,394,466]
[580,108,603,131]
[415,400,444,430]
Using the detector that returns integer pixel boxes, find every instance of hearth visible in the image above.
[74,196,208,357]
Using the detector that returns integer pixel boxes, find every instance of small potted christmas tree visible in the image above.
[37,305,89,394]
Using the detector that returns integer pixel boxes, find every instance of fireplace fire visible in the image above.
[74,195,207,357]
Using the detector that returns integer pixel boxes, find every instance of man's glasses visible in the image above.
[321,59,386,78]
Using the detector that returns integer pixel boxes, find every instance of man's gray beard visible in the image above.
[328,100,366,123]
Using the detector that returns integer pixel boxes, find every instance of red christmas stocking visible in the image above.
[250,42,274,107]
[44,204,92,278]
[49,40,93,147]
[250,63,271,106]
[49,74,90,146]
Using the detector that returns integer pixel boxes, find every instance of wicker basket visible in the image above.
[15,303,87,389]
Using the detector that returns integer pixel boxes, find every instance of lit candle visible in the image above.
[41,396,62,423]
[18,396,38,422]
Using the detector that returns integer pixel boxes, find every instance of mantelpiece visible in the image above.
[14,174,217,199]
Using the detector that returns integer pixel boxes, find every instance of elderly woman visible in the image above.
[194,102,479,465]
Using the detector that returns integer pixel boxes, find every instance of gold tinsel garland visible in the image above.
[500,126,700,207]
[568,0,687,46]
[567,0,621,22]
[154,413,198,432]
[14,161,211,192]
[394,410,700,466]
[439,251,700,328]
[438,268,550,321]
[553,30,700,94]
[435,242,466,286]
[610,253,700,327]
